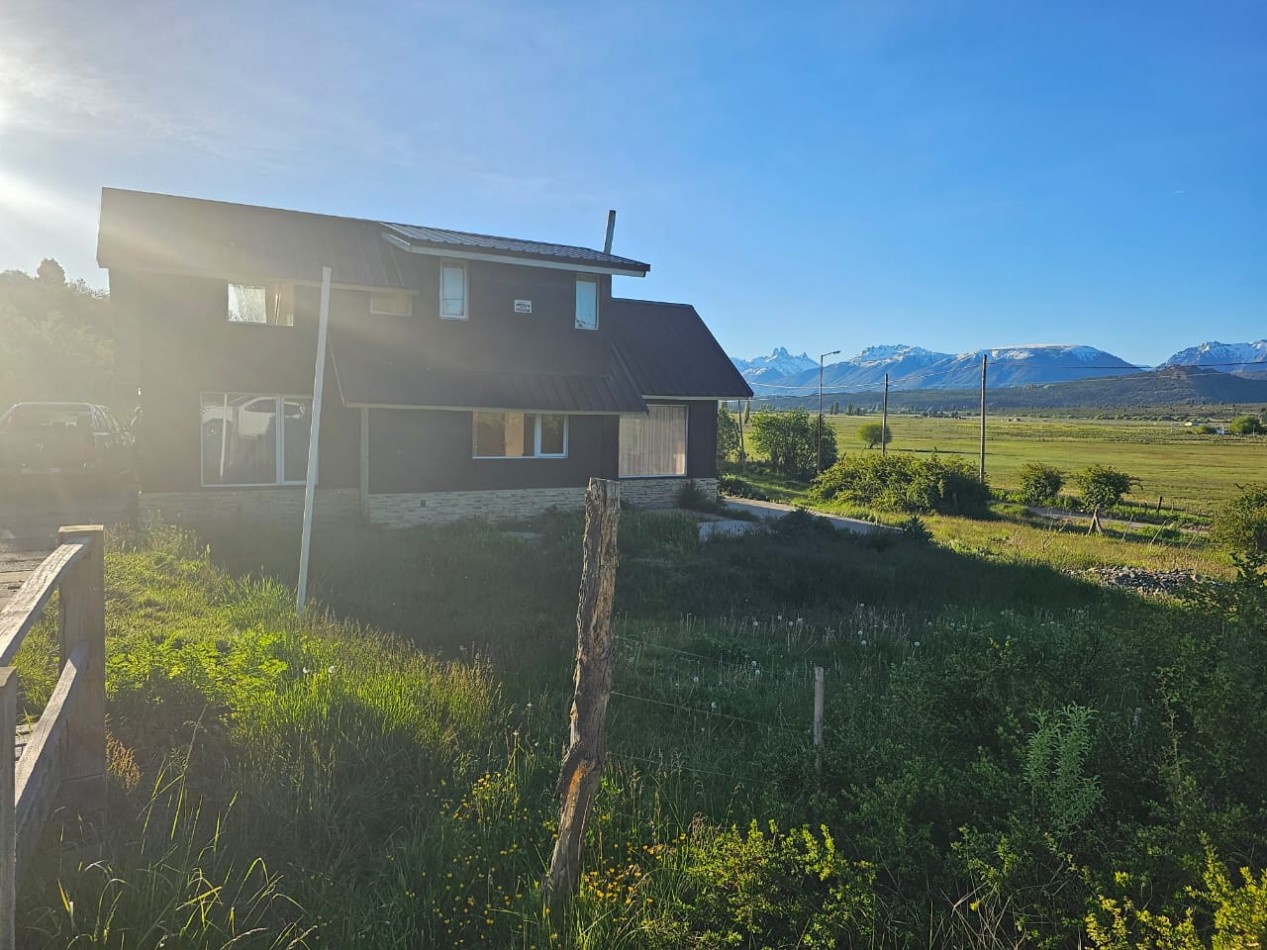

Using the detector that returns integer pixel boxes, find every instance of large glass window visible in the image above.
[575,277,598,330]
[619,405,687,477]
[228,282,294,326]
[473,412,568,458]
[201,393,311,486]
[440,263,467,319]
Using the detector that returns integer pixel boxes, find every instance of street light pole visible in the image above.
[817,349,840,473]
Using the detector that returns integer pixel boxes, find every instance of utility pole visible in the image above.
[979,353,988,482]
[817,349,840,473]
[881,373,889,457]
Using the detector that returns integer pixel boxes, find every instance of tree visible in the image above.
[717,406,741,465]
[36,257,66,285]
[1212,483,1267,556]
[1074,465,1139,510]
[1018,462,1064,505]
[857,422,892,450]
[1230,415,1265,435]
[749,408,818,476]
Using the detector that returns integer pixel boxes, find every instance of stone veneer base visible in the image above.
[140,479,719,531]
[140,488,361,530]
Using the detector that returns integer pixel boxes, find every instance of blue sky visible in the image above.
[1,0,1262,365]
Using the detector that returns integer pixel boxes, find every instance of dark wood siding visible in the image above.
[687,401,720,478]
[124,271,360,492]
[345,259,612,377]
[368,409,618,494]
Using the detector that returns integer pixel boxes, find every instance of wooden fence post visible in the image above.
[546,479,620,898]
[813,666,825,774]
[1,668,15,950]
[57,526,106,813]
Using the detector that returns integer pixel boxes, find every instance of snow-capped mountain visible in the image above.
[1163,340,1267,371]
[730,347,819,380]
[733,342,1141,394]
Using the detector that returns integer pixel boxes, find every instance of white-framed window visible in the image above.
[575,277,598,330]
[619,404,687,477]
[228,282,294,326]
[473,412,568,458]
[440,262,467,319]
[200,392,311,486]
[370,290,413,316]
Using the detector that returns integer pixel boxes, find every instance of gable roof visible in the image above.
[97,188,650,284]
[609,299,753,399]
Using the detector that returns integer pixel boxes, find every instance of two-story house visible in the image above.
[96,189,751,528]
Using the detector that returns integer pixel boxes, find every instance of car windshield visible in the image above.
[0,404,94,430]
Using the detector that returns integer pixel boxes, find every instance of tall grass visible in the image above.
[13,514,1267,947]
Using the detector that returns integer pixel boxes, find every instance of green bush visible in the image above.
[718,474,770,501]
[1074,465,1140,510]
[811,452,991,516]
[1018,462,1065,505]
[717,406,742,464]
[1212,482,1267,557]
[643,822,875,948]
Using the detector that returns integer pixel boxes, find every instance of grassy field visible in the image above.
[11,497,1267,948]
[823,414,1266,516]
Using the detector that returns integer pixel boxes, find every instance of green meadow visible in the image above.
[10,414,1267,947]
[824,413,1266,515]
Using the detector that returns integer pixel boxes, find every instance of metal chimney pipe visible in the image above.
[603,210,616,254]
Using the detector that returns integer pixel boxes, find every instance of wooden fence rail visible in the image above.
[0,525,106,950]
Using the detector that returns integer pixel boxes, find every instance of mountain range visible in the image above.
[731,340,1267,396]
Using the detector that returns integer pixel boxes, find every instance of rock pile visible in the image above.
[1078,566,1196,596]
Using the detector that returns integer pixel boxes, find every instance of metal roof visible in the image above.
[609,299,753,399]
[97,188,650,283]
[380,223,649,273]
[98,189,417,288]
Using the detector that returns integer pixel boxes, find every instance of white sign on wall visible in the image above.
[514,300,532,313]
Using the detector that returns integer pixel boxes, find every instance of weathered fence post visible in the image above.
[57,526,106,813]
[546,478,620,897]
[1,668,15,950]
[813,666,825,775]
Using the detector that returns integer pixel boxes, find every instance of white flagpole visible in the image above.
[297,266,332,612]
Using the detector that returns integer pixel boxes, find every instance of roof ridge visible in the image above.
[611,297,695,309]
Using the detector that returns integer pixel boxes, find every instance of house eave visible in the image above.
[380,232,648,278]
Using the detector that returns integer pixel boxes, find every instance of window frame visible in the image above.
[574,276,599,330]
[227,281,295,327]
[471,411,569,460]
[199,391,314,488]
[439,261,468,320]
[369,290,414,316]
[618,404,689,478]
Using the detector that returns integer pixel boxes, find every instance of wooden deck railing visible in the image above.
[0,526,105,950]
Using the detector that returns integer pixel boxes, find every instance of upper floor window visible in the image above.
[440,263,467,320]
[228,282,294,326]
[370,290,413,316]
[575,277,598,330]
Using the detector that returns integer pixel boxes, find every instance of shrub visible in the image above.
[811,453,990,517]
[1018,462,1065,505]
[716,406,742,464]
[643,821,875,948]
[1074,465,1139,510]
[1212,482,1267,556]
[718,474,769,501]
[857,422,892,450]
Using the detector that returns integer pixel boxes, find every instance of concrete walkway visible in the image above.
[698,498,891,540]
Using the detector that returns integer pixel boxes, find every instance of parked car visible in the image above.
[0,402,136,492]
